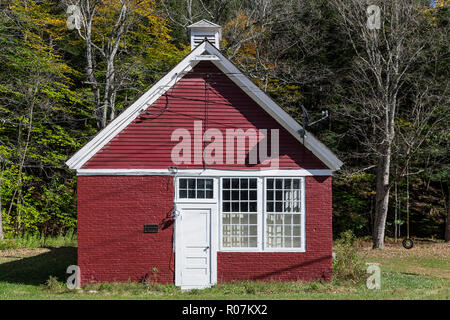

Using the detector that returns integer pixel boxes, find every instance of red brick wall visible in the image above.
[217,176,333,282]
[77,176,175,284]
[77,175,332,284]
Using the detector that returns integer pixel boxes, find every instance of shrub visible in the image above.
[45,276,66,293]
[333,230,366,282]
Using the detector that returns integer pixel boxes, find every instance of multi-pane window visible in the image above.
[221,178,258,248]
[178,178,213,199]
[266,178,302,248]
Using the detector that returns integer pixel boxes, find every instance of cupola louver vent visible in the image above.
[187,19,222,51]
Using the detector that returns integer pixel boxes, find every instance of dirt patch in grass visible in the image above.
[0,248,51,259]
[358,242,450,280]
[359,242,450,260]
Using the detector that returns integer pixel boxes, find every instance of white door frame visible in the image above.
[174,202,218,289]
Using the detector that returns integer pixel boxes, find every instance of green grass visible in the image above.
[0,240,448,300]
[0,229,77,250]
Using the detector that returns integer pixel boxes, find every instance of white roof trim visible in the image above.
[66,41,343,171]
[76,168,332,177]
[187,19,222,29]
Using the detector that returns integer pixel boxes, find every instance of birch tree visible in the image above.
[334,0,447,248]
[66,0,183,128]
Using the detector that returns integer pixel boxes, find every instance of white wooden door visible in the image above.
[179,207,211,288]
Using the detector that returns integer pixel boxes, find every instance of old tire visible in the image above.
[402,238,414,249]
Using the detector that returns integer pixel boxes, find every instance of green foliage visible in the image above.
[332,230,366,282]
[44,275,67,293]
[0,229,77,250]
[332,173,376,237]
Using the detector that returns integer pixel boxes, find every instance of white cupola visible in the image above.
[187,19,222,50]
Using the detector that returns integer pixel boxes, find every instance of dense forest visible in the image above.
[0,0,448,247]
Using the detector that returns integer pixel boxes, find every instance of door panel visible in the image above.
[181,208,211,286]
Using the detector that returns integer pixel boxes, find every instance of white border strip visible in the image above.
[76,168,332,176]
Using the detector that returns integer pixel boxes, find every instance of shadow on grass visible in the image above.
[0,247,77,286]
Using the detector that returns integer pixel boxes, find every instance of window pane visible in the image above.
[275,179,282,189]
[275,202,282,212]
[197,190,205,198]
[179,179,187,188]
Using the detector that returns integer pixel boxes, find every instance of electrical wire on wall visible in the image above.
[141,72,180,119]
[202,73,210,170]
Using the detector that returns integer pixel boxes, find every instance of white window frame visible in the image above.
[218,177,263,252]
[218,176,305,253]
[175,177,218,204]
[262,177,306,252]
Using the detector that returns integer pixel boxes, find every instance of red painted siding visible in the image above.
[217,176,332,282]
[77,176,175,284]
[83,61,327,170]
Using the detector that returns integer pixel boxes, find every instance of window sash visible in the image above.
[221,178,259,249]
[178,178,214,199]
[264,178,304,250]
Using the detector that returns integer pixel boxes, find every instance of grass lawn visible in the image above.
[0,240,448,300]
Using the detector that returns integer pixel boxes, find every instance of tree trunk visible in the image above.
[373,147,392,249]
[445,186,450,242]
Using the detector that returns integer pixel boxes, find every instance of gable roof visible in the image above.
[187,19,222,29]
[66,41,343,171]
